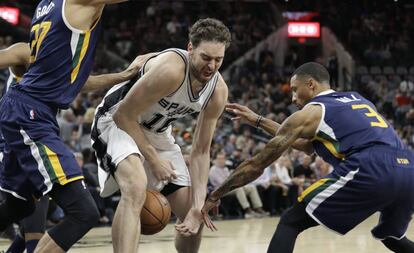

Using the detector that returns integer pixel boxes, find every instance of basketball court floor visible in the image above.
[1,213,412,252]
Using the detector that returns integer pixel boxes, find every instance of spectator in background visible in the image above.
[252,165,284,216]
[209,153,268,218]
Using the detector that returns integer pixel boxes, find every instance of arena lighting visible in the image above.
[0,6,20,25]
[288,22,320,38]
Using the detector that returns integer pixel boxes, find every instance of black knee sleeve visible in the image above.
[48,180,99,251]
[21,195,49,234]
[0,194,35,231]
[382,237,414,253]
[279,202,318,232]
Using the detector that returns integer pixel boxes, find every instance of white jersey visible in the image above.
[92,48,220,196]
[96,48,219,135]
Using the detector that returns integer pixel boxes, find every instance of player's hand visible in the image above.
[201,196,220,232]
[175,208,203,237]
[225,103,259,126]
[150,158,177,182]
[124,52,158,79]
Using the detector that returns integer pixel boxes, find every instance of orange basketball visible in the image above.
[140,189,171,235]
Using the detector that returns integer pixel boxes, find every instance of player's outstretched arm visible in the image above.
[176,76,228,236]
[82,52,157,93]
[0,43,30,69]
[201,105,321,229]
[113,52,185,181]
[226,103,315,154]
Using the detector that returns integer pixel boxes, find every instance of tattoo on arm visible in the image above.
[212,129,296,200]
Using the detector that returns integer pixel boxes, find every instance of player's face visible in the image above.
[290,75,314,109]
[188,41,225,84]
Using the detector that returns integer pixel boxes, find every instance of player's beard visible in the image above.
[189,60,215,85]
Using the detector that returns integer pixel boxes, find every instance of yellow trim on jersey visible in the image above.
[71,30,91,83]
[312,136,345,159]
[298,178,330,202]
[44,145,84,185]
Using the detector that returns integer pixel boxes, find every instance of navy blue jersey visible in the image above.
[16,0,102,109]
[308,90,405,166]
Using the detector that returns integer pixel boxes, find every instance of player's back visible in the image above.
[308,90,405,166]
[15,0,102,109]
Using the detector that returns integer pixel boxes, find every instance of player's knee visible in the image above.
[279,203,316,232]
[119,178,147,207]
[67,193,100,230]
[8,195,36,221]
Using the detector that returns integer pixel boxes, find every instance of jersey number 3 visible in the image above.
[30,21,52,63]
[352,104,388,128]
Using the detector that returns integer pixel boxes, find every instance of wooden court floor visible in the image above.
[1,213,412,252]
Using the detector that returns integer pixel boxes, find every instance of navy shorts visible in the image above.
[299,145,414,239]
[0,88,83,200]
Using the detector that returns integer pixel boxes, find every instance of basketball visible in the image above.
[140,189,171,235]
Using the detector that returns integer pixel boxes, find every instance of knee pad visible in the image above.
[48,180,100,251]
[279,202,318,232]
[0,194,35,231]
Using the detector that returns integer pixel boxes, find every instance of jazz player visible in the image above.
[91,18,231,252]
[202,62,414,253]
[0,0,134,252]
[0,41,151,253]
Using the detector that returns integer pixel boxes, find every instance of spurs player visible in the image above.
[91,18,231,252]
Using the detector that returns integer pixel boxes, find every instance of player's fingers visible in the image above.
[231,116,241,121]
[225,103,242,110]
[170,170,178,180]
[204,215,217,231]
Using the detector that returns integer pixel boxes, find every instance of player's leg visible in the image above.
[35,180,99,253]
[0,147,36,232]
[112,154,147,253]
[267,202,318,253]
[382,237,414,253]
[372,198,414,253]
[165,186,202,253]
[21,196,49,253]
[0,193,35,231]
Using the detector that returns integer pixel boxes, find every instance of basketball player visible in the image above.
[0,41,151,253]
[202,62,414,253]
[0,1,134,252]
[91,18,231,252]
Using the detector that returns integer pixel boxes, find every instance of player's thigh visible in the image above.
[114,154,147,196]
[372,202,414,239]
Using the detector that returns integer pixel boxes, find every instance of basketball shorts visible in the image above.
[298,145,414,240]
[0,88,84,200]
[92,113,191,198]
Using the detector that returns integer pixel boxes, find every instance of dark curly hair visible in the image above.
[189,18,231,49]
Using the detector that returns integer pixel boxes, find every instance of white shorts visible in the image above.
[92,114,191,198]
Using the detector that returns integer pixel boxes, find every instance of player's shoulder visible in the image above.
[214,73,228,95]
[207,73,228,109]
[146,50,186,74]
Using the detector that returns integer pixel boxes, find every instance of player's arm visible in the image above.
[206,104,321,204]
[226,103,314,154]
[112,52,184,180]
[0,43,30,69]
[82,52,157,93]
[190,76,228,209]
